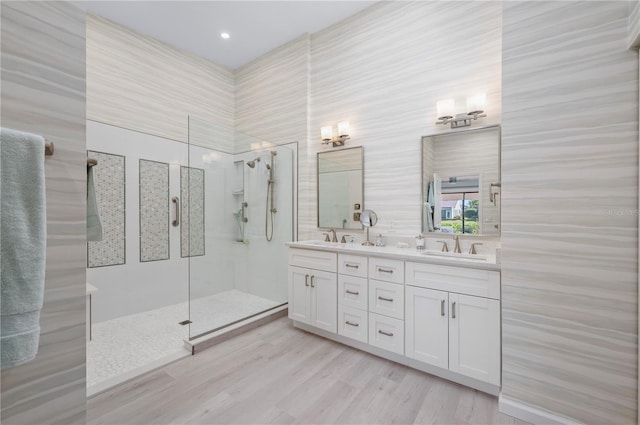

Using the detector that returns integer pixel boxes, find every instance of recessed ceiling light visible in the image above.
[221,32,230,39]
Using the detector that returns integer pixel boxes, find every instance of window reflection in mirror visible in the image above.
[317,147,363,230]
[422,126,500,236]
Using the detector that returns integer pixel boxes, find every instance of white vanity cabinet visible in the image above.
[405,262,501,386]
[337,254,368,343]
[288,249,337,333]
[287,243,502,395]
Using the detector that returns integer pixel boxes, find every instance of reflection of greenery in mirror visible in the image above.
[422,126,500,235]
[317,147,363,230]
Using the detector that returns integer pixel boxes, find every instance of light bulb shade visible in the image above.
[321,126,333,141]
[436,99,455,120]
[466,93,486,114]
[337,121,350,137]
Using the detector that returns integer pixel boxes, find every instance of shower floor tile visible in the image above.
[189,290,282,337]
[87,290,282,395]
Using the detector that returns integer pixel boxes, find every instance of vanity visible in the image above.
[286,241,501,395]
[295,125,502,394]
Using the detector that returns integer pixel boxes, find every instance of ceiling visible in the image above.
[86,1,377,70]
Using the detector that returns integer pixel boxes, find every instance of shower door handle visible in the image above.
[172,196,180,227]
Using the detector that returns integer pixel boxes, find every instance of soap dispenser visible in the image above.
[415,234,425,250]
[375,234,386,247]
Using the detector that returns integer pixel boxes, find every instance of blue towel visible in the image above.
[1,128,46,369]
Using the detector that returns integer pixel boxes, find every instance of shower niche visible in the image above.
[232,159,247,243]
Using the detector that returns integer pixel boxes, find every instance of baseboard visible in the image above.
[498,395,580,425]
[293,321,500,396]
[188,305,288,353]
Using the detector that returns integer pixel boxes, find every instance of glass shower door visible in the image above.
[186,116,296,340]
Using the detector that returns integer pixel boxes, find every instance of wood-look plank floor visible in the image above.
[87,317,528,425]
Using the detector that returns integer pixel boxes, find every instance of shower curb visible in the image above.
[186,305,288,354]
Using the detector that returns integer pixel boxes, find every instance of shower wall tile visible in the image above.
[87,14,235,150]
[304,1,502,238]
[88,151,126,268]
[139,160,170,262]
[501,2,638,423]
[181,166,205,257]
[234,34,310,240]
[1,2,87,424]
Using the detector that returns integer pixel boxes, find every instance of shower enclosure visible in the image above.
[186,117,295,339]
[85,116,295,392]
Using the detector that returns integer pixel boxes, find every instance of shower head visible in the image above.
[246,157,260,168]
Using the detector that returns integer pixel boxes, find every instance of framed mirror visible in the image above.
[317,146,364,230]
[422,125,500,235]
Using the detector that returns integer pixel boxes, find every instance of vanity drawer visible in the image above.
[338,254,368,278]
[369,279,404,319]
[368,312,404,355]
[338,305,368,343]
[406,262,500,299]
[338,275,368,310]
[369,257,404,284]
[289,248,337,272]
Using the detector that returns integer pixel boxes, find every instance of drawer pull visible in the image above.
[346,290,360,295]
[345,321,359,327]
[378,296,394,302]
[305,274,309,287]
[441,299,445,316]
[452,301,456,319]
[378,330,394,337]
[345,263,359,269]
[377,268,394,274]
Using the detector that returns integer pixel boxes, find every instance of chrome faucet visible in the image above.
[453,235,462,253]
[329,229,338,242]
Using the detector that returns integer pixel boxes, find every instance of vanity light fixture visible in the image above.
[321,121,350,147]
[436,94,487,129]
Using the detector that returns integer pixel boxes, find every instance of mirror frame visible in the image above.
[316,146,364,230]
[421,124,501,236]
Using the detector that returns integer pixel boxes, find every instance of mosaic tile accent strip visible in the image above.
[180,166,205,257]
[88,151,125,268]
[139,159,169,262]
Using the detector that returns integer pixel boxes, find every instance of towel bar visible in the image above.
[44,141,54,156]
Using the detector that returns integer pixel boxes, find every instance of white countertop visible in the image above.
[286,240,500,272]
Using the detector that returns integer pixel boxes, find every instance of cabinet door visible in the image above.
[310,269,338,333]
[405,286,448,369]
[288,266,311,324]
[449,293,500,385]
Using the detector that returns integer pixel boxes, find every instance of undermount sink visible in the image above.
[299,240,342,247]
[421,250,487,261]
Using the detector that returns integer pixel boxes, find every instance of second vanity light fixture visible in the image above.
[436,94,487,129]
[321,121,350,147]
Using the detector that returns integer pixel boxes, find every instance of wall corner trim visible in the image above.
[498,395,582,425]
